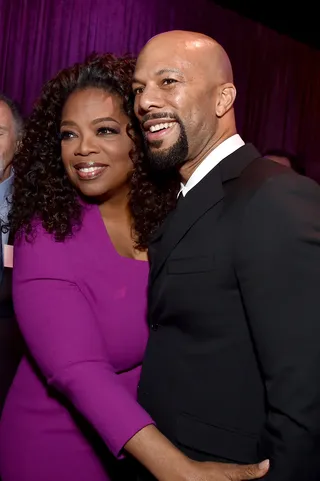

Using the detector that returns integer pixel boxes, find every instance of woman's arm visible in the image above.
[13,230,153,456]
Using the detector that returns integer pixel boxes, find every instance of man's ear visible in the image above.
[216,83,236,118]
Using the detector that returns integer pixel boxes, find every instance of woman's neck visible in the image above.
[97,187,131,222]
[96,190,147,260]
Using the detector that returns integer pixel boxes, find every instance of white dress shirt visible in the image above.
[178,134,245,197]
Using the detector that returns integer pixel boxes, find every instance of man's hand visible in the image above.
[186,459,269,481]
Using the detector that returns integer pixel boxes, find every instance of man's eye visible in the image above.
[163,79,177,86]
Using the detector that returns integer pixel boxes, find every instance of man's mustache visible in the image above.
[141,112,177,125]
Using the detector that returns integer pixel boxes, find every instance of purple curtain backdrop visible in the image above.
[1,0,320,180]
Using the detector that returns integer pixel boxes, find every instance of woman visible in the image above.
[0,53,175,481]
[0,54,266,481]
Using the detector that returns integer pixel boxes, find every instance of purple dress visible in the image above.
[0,204,153,481]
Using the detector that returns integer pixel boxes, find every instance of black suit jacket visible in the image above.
[138,144,320,480]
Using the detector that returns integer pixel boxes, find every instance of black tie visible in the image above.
[177,193,185,207]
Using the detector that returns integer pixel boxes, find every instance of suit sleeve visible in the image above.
[12,229,153,457]
[236,173,320,480]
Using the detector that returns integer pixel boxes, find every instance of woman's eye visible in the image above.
[133,87,144,95]
[59,131,75,140]
[97,127,118,135]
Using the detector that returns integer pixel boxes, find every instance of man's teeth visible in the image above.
[79,166,103,172]
[149,122,175,133]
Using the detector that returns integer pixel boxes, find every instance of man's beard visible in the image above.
[143,120,189,172]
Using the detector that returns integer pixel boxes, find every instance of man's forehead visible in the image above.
[0,102,14,127]
[135,51,196,79]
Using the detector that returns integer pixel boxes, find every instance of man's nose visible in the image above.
[135,86,164,115]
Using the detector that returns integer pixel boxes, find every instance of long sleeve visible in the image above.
[12,228,153,457]
[236,173,320,480]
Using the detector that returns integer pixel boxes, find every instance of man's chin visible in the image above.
[148,141,174,154]
[144,129,189,172]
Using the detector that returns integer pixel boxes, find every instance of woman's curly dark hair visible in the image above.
[7,53,179,249]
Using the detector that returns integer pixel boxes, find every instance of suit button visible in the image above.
[151,323,158,331]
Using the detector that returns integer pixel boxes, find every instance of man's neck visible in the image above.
[179,129,237,183]
[0,165,12,184]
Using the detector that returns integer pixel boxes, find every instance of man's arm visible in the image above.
[236,173,320,480]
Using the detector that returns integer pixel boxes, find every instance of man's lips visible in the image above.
[145,122,178,143]
[143,118,177,132]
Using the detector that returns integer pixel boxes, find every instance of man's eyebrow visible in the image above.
[132,68,184,84]
[155,68,184,76]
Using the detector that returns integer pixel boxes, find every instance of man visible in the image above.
[0,93,23,412]
[0,93,23,243]
[132,31,320,480]
[263,148,305,175]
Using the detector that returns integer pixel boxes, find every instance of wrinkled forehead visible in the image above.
[0,101,14,129]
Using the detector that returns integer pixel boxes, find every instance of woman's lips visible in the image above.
[73,162,107,180]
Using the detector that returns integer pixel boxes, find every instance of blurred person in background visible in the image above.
[0,93,23,247]
[0,93,23,413]
[263,148,305,175]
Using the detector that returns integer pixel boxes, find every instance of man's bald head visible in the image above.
[140,30,233,85]
[133,30,237,175]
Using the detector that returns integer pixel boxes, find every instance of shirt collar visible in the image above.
[178,134,245,197]
[0,171,14,205]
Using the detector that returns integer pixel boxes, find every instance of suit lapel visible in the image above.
[150,166,224,284]
[148,208,176,281]
[149,143,261,285]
